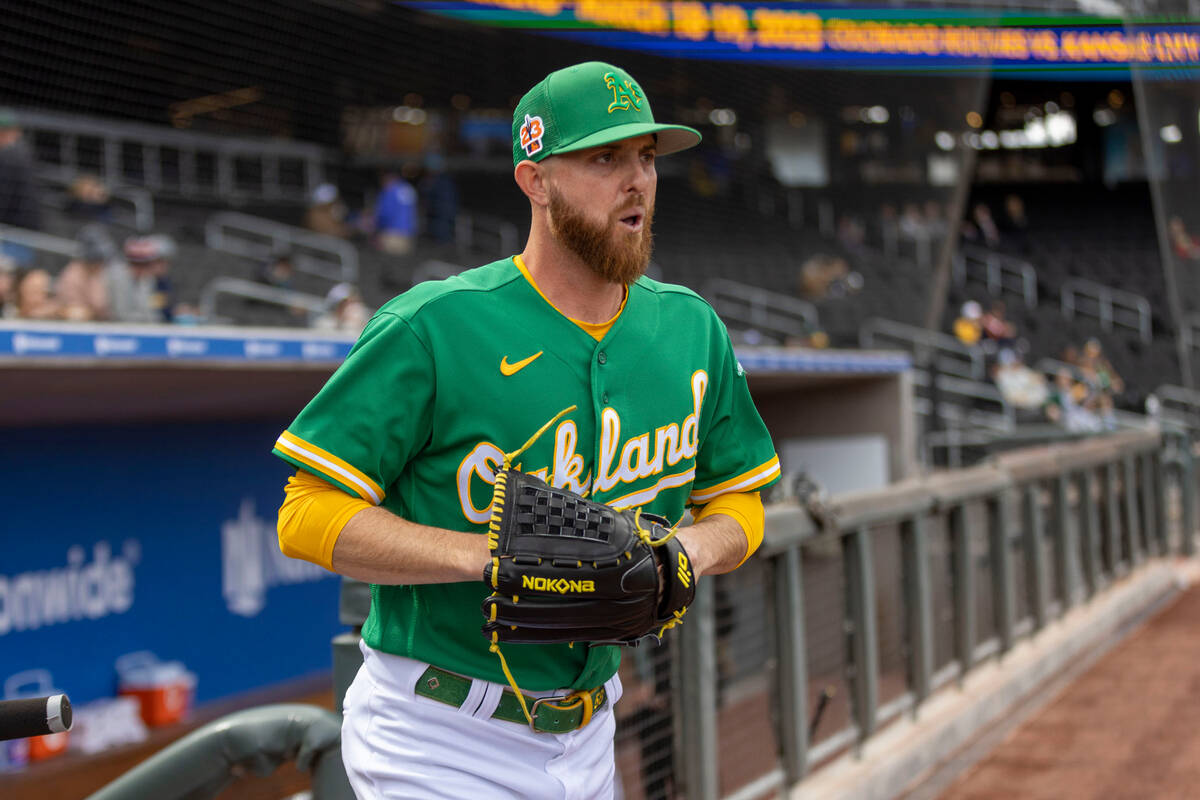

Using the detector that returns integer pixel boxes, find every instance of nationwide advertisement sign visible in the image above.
[0,422,341,709]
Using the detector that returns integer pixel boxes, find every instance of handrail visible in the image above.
[454,212,519,259]
[199,276,328,324]
[703,278,819,344]
[1153,383,1200,433]
[733,426,1178,798]
[0,223,79,258]
[860,317,984,379]
[204,211,358,284]
[1177,313,1200,365]
[85,704,351,800]
[37,166,155,232]
[1061,277,1151,343]
[16,107,327,202]
[911,370,1014,431]
[953,246,1037,309]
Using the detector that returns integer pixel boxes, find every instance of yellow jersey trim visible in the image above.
[513,254,627,342]
[278,469,372,571]
[274,430,385,504]
[693,491,764,568]
[688,455,781,504]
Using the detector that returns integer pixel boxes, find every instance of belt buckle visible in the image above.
[529,688,597,733]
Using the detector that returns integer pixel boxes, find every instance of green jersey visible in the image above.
[273,257,779,690]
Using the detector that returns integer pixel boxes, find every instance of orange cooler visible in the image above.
[115,652,196,728]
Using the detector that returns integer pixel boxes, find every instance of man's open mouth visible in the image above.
[618,211,644,231]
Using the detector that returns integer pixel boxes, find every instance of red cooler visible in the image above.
[115,652,196,728]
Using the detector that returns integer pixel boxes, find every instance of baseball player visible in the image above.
[273,61,780,799]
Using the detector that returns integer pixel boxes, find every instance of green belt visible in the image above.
[414,666,608,734]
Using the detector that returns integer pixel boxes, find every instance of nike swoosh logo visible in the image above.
[500,351,543,376]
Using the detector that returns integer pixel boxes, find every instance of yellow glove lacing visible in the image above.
[485,405,690,726]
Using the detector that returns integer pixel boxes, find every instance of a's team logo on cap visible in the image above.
[520,114,545,157]
[604,72,643,114]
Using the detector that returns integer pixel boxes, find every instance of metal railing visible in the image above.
[1152,384,1200,435]
[17,107,327,203]
[0,224,79,260]
[204,212,358,284]
[953,246,1038,309]
[704,278,819,344]
[37,166,156,232]
[455,212,519,259]
[1176,313,1200,374]
[198,277,327,325]
[671,426,1193,799]
[860,317,985,380]
[911,370,1015,434]
[1061,278,1152,344]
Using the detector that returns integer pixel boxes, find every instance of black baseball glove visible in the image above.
[481,467,695,646]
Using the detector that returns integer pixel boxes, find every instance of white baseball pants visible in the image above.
[341,640,622,800]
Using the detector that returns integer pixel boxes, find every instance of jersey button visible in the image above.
[601,393,610,404]
[597,351,608,365]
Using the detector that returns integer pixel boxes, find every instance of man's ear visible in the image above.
[514,159,551,208]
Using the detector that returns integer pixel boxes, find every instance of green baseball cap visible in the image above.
[512,61,701,166]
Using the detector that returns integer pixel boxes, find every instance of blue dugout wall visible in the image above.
[0,322,355,709]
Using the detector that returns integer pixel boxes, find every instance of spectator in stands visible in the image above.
[1168,216,1200,261]
[898,202,927,242]
[305,183,354,239]
[991,349,1048,411]
[1079,337,1124,398]
[923,200,948,241]
[15,269,64,320]
[255,248,309,322]
[65,174,114,223]
[313,282,369,334]
[836,214,867,256]
[0,109,43,266]
[0,256,16,318]
[419,154,458,245]
[798,253,861,301]
[953,300,984,346]
[55,225,117,321]
[1002,194,1028,231]
[258,248,296,291]
[110,235,171,323]
[373,170,419,255]
[980,299,1018,350]
[971,203,1001,248]
[1045,367,1100,431]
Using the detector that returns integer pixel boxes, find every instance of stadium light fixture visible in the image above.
[1161,124,1183,143]
[999,130,1024,149]
[866,106,889,124]
[1093,108,1117,127]
[709,108,737,126]
[980,131,1000,149]
[1045,112,1076,146]
[934,131,955,151]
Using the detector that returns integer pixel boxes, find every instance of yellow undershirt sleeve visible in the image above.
[277,469,374,571]
[693,491,765,568]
